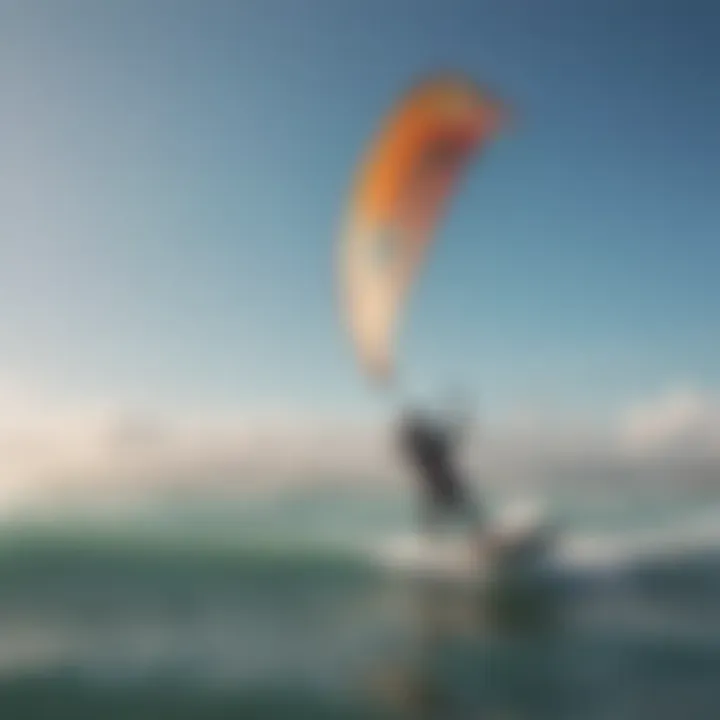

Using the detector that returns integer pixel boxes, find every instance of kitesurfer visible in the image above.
[398,406,483,535]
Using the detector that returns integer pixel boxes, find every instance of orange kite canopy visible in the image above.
[339,74,506,383]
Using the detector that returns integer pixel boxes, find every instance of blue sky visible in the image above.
[1,0,719,423]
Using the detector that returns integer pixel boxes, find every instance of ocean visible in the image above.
[1,485,719,719]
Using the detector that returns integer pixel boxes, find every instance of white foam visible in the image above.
[558,507,720,572]
[371,504,720,581]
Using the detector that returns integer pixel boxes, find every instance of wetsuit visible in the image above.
[399,413,481,532]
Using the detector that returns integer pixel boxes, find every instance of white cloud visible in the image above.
[619,386,720,457]
[0,374,401,514]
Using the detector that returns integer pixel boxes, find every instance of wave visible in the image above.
[1,494,720,585]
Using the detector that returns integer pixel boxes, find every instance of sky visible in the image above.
[0,1,719,503]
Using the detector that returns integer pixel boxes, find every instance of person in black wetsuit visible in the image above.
[398,406,483,535]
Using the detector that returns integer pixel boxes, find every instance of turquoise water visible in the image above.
[1,487,719,719]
